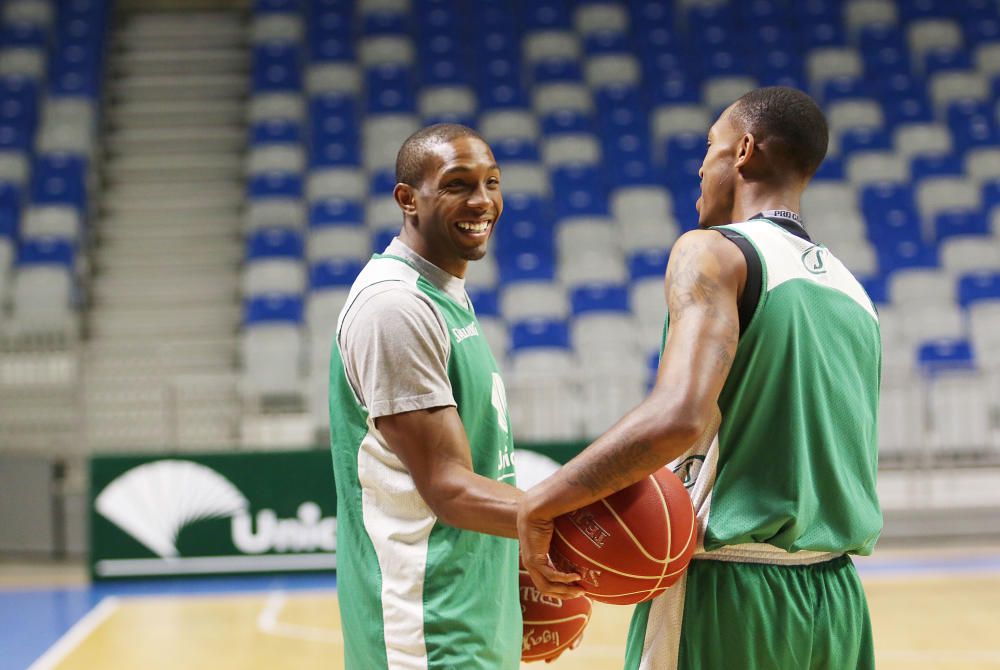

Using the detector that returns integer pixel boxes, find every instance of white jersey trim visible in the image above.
[358,423,435,669]
[726,219,878,322]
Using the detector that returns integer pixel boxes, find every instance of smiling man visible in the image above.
[328,124,551,669]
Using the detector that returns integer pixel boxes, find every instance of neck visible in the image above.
[398,227,467,278]
[730,181,804,223]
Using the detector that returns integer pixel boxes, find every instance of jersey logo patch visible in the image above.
[673,455,705,489]
[452,322,479,343]
[801,245,829,275]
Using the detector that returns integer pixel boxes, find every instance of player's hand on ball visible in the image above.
[518,497,584,599]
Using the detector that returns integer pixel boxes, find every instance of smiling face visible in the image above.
[696,103,744,229]
[395,136,502,277]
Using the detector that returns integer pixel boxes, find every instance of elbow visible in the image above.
[643,402,714,450]
[420,479,466,527]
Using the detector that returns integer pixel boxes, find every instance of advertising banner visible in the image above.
[89,449,337,580]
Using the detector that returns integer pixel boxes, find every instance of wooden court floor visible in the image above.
[27,546,1000,670]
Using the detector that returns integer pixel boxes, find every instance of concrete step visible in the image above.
[91,275,239,306]
[99,214,240,239]
[93,243,243,270]
[104,153,242,184]
[109,73,247,102]
[89,304,241,338]
[101,188,244,213]
[105,125,245,153]
[108,98,245,123]
[113,48,247,76]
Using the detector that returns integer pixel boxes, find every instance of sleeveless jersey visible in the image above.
[668,219,883,559]
[329,254,521,669]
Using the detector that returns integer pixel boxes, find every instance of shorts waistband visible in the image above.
[693,543,843,566]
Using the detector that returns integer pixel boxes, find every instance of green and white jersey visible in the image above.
[329,239,520,670]
[668,218,883,562]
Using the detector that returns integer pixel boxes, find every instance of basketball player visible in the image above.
[329,125,569,669]
[518,87,882,669]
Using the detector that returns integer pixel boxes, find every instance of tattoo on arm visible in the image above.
[566,439,664,496]
[666,234,740,377]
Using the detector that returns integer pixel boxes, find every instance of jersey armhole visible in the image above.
[713,229,763,336]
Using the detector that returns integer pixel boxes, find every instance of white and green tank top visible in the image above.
[668,217,883,562]
[329,248,520,669]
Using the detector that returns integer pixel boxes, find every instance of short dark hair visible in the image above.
[730,87,829,178]
[395,123,488,187]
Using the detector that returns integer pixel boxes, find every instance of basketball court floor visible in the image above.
[5,543,1000,670]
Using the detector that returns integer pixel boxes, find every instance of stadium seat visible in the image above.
[241,294,305,397]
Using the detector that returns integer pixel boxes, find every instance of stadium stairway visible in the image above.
[82,10,249,451]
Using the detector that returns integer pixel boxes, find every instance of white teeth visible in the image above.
[457,221,489,233]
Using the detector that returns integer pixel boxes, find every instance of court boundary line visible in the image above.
[26,597,120,670]
[256,590,343,645]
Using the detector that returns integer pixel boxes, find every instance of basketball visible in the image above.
[519,568,592,663]
[549,467,697,605]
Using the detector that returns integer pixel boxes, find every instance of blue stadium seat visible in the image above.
[799,19,845,49]
[373,229,396,252]
[510,318,570,351]
[883,94,934,127]
[252,44,303,93]
[964,15,1000,45]
[478,81,529,110]
[532,60,583,84]
[247,228,304,259]
[369,167,396,196]
[31,154,86,211]
[0,182,22,214]
[860,275,889,305]
[498,249,556,284]
[862,45,911,79]
[309,93,358,133]
[923,48,972,77]
[813,156,845,181]
[523,0,571,30]
[421,57,470,86]
[494,216,554,260]
[1,24,47,48]
[898,0,949,21]
[570,283,629,315]
[0,207,17,240]
[309,258,364,289]
[628,248,669,280]
[934,210,987,242]
[550,164,608,217]
[699,48,748,78]
[255,0,302,13]
[917,338,975,373]
[648,72,700,106]
[365,65,416,113]
[754,48,806,89]
[878,240,939,273]
[958,271,1000,307]
[251,119,302,145]
[491,137,540,162]
[309,137,360,168]
[910,153,962,182]
[18,237,75,267]
[308,33,353,62]
[584,31,629,55]
[839,127,892,156]
[466,286,499,317]
[361,11,410,36]
[981,179,1000,212]
[629,0,674,30]
[540,110,593,135]
[952,117,1000,153]
[739,0,782,23]
[248,172,303,200]
[823,76,872,103]
[751,21,788,50]
[244,294,304,325]
[309,197,364,228]
[791,0,839,24]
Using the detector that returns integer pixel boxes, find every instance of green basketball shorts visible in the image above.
[624,554,874,670]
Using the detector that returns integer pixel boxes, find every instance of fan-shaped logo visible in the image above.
[95,460,249,559]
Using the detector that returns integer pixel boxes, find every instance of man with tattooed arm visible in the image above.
[517,87,882,670]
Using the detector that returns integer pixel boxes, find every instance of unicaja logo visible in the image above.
[96,460,335,558]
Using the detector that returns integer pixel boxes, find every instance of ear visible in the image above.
[393,183,417,217]
[735,133,755,168]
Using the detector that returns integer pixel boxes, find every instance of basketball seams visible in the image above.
[598,473,672,564]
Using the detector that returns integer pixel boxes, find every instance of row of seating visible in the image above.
[0,0,106,335]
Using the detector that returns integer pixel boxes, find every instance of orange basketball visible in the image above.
[519,568,592,663]
[550,467,696,605]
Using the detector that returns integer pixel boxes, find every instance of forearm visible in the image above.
[525,399,705,520]
[431,469,523,538]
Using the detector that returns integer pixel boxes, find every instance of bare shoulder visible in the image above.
[669,229,746,274]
